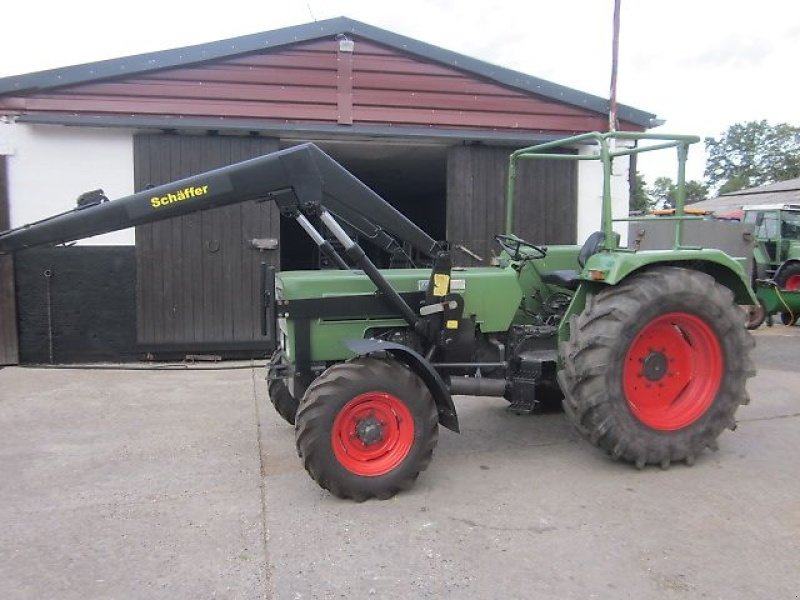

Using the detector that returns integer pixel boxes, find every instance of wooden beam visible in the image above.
[336,39,354,125]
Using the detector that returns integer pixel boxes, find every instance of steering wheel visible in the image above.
[494,234,547,260]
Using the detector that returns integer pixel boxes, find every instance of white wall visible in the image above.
[576,143,630,245]
[0,121,135,245]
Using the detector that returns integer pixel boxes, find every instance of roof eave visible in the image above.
[0,18,357,97]
[13,112,600,145]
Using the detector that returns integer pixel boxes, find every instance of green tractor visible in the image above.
[0,131,757,501]
[268,131,757,500]
[743,203,800,325]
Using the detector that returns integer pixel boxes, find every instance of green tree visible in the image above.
[650,177,708,208]
[705,120,800,194]
[651,176,676,208]
[683,180,709,206]
[629,171,652,213]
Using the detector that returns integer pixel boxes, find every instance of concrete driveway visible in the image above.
[1,326,798,599]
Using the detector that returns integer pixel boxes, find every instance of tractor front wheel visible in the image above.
[295,357,439,501]
[267,350,299,425]
[558,267,755,468]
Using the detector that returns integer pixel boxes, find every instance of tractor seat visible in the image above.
[541,270,581,290]
[540,231,609,291]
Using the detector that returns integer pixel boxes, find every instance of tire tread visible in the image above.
[559,266,755,467]
[295,358,438,501]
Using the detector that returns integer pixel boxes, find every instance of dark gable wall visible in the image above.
[0,38,637,134]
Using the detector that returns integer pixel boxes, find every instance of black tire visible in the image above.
[558,266,755,469]
[774,262,800,290]
[744,302,766,330]
[295,357,438,501]
[775,263,800,326]
[268,351,298,425]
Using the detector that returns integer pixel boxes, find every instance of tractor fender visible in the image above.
[344,339,460,433]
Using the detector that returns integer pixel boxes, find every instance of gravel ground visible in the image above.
[1,325,798,599]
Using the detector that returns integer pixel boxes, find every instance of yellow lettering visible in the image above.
[149,183,210,209]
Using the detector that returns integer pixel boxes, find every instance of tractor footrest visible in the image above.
[507,359,542,415]
[507,395,537,415]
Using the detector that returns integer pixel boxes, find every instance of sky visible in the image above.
[0,0,798,186]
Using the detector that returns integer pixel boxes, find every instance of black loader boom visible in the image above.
[0,143,441,262]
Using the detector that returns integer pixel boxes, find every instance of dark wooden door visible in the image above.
[446,145,577,265]
[134,134,280,353]
[0,156,18,365]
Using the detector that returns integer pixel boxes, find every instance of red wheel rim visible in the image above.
[784,274,800,291]
[331,392,415,476]
[623,312,722,431]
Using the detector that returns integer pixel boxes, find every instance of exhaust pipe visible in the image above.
[448,376,507,397]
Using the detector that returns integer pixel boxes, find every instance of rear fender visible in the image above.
[344,339,460,433]
[583,250,757,305]
[558,256,758,344]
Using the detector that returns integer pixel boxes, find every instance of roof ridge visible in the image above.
[722,176,800,196]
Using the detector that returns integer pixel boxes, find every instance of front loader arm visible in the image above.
[0,143,440,258]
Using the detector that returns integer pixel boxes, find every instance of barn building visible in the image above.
[0,17,657,364]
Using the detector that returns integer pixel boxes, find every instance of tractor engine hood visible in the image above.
[276,266,522,334]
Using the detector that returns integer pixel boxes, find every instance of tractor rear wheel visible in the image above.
[558,267,755,469]
[268,350,298,425]
[295,357,439,501]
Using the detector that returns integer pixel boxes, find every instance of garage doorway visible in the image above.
[279,141,447,270]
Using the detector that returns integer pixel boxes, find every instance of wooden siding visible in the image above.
[134,134,279,351]
[0,156,19,365]
[0,38,639,134]
[447,145,577,265]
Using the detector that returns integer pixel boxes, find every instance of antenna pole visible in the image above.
[609,0,621,132]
